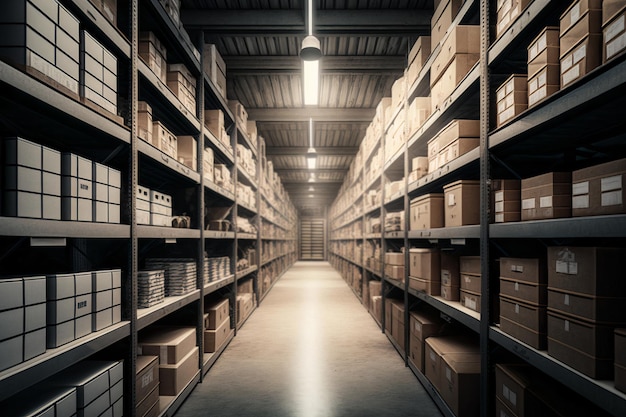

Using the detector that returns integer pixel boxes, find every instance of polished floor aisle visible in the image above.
[175,261,442,417]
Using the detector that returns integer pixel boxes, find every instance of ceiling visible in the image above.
[181,0,433,213]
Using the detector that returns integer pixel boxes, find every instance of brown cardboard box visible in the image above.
[228,100,248,132]
[153,120,177,160]
[547,246,626,295]
[460,289,481,313]
[460,273,480,293]
[548,288,626,322]
[603,8,626,62]
[409,311,441,340]
[500,314,546,350]
[409,333,424,371]
[205,298,230,330]
[137,383,159,417]
[572,158,626,216]
[385,252,405,266]
[521,172,572,220]
[410,276,441,295]
[500,296,547,344]
[441,252,460,287]
[500,278,546,305]
[139,326,196,365]
[159,346,199,396]
[443,180,480,227]
[204,109,224,139]
[500,257,544,284]
[204,315,230,353]
[431,26,480,86]
[495,363,559,417]
[139,32,167,83]
[138,101,153,145]
[492,179,521,223]
[440,353,481,417]
[407,37,431,87]
[560,0,603,57]
[371,295,383,323]
[176,136,197,171]
[410,194,444,230]
[385,264,404,281]
[435,137,480,172]
[409,249,440,281]
[430,54,479,109]
[528,27,560,78]
[391,300,406,347]
[560,34,603,88]
[459,256,480,275]
[497,0,532,37]
[369,280,382,298]
[424,336,479,393]
[441,284,460,301]
[203,44,226,98]
[528,65,560,107]
[496,74,528,127]
[136,355,159,407]
[385,298,394,333]
[431,0,463,48]
[547,310,615,378]
[408,98,432,136]
[603,0,626,25]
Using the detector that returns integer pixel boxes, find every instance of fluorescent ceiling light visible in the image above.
[308,173,316,182]
[306,148,317,169]
[309,194,314,198]
[308,186,315,191]
[303,60,319,106]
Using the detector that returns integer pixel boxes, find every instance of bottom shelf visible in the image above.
[202,329,235,375]
[408,361,455,417]
[157,370,201,417]
[236,303,257,331]
[385,331,405,360]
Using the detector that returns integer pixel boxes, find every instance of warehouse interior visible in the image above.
[0,0,625,417]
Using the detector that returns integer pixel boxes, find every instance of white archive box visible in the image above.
[4,136,42,169]
[150,190,172,215]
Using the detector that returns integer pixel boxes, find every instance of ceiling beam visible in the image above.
[247,107,375,122]
[181,9,431,36]
[280,177,344,184]
[226,56,405,75]
[266,146,358,156]
[275,168,348,174]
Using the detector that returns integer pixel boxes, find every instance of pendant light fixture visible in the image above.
[306,117,317,169]
[301,0,320,105]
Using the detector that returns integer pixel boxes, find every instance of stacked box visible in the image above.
[81,31,117,115]
[427,120,480,173]
[0,382,77,417]
[459,256,481,313]
[91,269,121,332]
[204,256,231,284]
[616,328,626,393]
[408,311,442,372]
[205,109,226,143]
[159,0,180,26]
[491,179,521,223]
[205,300,230,352]
[603,1,626,62]
[407,36,431,88]
[138,270,165,308]
[138,101,153,145]
[62,153,93,222]
[87,0,117,27]
[138,327,199,396]
[572,158,626,217]
[228,100,248,134]
[46,272,93,348]
[443,180,480,227]
[410,194,444,230]
[521,172,572,220]
[167,63,196,115]
[497,0,532,37]
[441,252,460,301]
[408,98,432,138]
[547,246,626,379]
[431,0,464,48]
[48,360,123,417]
[139,32,167,83]
[0,0,80,95]
[203,146,214,183]
[499,258,547,349]
[389,299,406,349]
[236,292,254,325]
[203,44,226,98]
[384,210,404,232]
[93,162,121,223]
[136,185,151,225]
[4,137,61,220]
[136,356,160,417]
[409,249,441,295]
[409,156,429,183]
[177,135,197,171]
[560,0,603,88]
[527,27,560,107]
[205,298,230,330]
[0,275,46,371]
[150,189,172,227]
[391,75,406,113]
[496,75,527,127]
[385,252,405,281]
[145,259,196,297]
[247,120,258,146]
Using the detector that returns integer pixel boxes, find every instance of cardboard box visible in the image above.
[572,158,626,216]
[547,311,614,379]
[228,100,248,132]
[409,333,423,371]
[430,54,479,109]
[460,273,481,294]
[491,179,521,223]
[560,0,603,57]
[204,315,230,353]
[500,257,543,284]
[385,264,404,281]
[495,363,547,417]
[425,336,478,392]
[139,32,167,83]
[497,0,532,37]
[441,284,460,301]
[431,25,480,86]
[152,120,177,159]
[560,34,603,88]
[431,0,463,48]
[203,44,226,98]
[410,194,444,230]
[528,27,560,78]
[385,252,405,266]
[159,346,199,396]
[500,296,547,347]
[521,172,572,220]
[136,355,159,406]
[205,109,224,139]
[137,101,153,144]
[408,248,440,282]
[500,278,546,305]
[428,120,479,172]
[547,246,626,296]
[548,288,626,323]
[528,67,560,108]
[177,135,197,171]
[440,353,481,417]
[443,180,480,227]
[205,298,230,329]
[369,280,382,298]
[496,74,528,127]
[460,289,481,313]
[440,252,459,287]
[407,36,431,87]
[604,8,626,62]
[139,326,196,365]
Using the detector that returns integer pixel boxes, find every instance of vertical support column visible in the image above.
[232,122,239,335]
[479,0,491,416]
[197,31,206,379]
[380,107,387,335]
[402,71,410,366]
[255,135,262,304]
[126,1,139,415]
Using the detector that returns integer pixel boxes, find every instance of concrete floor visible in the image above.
[175,261,442,417]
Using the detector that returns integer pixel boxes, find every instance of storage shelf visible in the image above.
[369,309,382,330]
[384,277,404,290]
[0,218,130,238]
[203,128,235,164]
[408,147,480,195]
[157,370,200,417]
[203,275,235,295]
[137,290,201,330]
[259,265,291,304]
[237,128,258,158]
[237,232,258,240]
[364,234,381,240]
[407,225,480,239]
[332,252,361,266]
[202,330,235,375]
[364,204,382,217]
[137,226,201,239]
[408,362,456,417]
[138,140,201,184]
[384,191,405,206]
[407,288,480,333]
[362,135,382,167]
[236,265,258,280]
[384,146,405,173]
[237,202,258,216]
[490,215,626,239]
[0,321,130,402]
[384,231,405,239]
[205,180,235,201]
[237,166,258,189]
[236,303,257,331]
[348,284,363,304]
[490,327,626,417]
[205,230,235,239]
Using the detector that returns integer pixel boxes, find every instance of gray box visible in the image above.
[58,3,79,41]
[62,153,93,180]
[47,297,74,324]
[92,270,113,292]
[102,84,117,105]
[151,213,171,227]
[94,289,113,311]
[93,308,112,331]
[56,48,79,80]
[84,72,103,95]
[82,389,110,417]
[110,378,123,402]
[112,397,123,417]
[30,0,60,23]
[0,383,77,417]
[62,176,93,199]
[62,196,93,221]
[24,275,46,304]
[112,304,121,323]
[95,182,108,202]
[103,49,117,75]
[42,146,61,174]
[75,272,92,295]
[82,30,103,61]
[137,208,150,225]
[108,203,120,223]
[4,137,41,169]
[27,2,55,41]
[4,190,41,218]
[94,200,108,222]
[93,162,108,184]
[136,197,150,211]
[25,302,46,331]
[108,186,120,204]
[0,307,24,340]
[150,190,171,206]
[42,194,61,220]
[0,278,23,310]
[112,269,121,288]
[74,293,92,318]
[74,314,91,339]
[56,25,79,58]
[0,335,23,371]
[109,360,123,383]
[23,327,46,360]
[109,168,121,188]
[43,171,61,195]
[47,273,75,299]
[47,320,74,348]
[84,53,103,80]
[5,165,42,193]
[112,287,121,306]
[51,361,115,407]
[104,68,116,91]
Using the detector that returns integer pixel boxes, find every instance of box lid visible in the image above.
[409,36,431,64]
[521,172,571,189]
[572,158,626,182]
[410,193,444,205]
[425,336,479,356]
[443,179,481,190]
[136,355,159,376]
[442,352,481,374]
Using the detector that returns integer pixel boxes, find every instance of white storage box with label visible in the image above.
[62,153,94,222]
[136,184,151,225]
[153,121,177,160]
[46,272,93,348]
[81,30,117,115]
[92,269,122,331]
[150,190,172,227]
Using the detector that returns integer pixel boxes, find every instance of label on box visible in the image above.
[607,32,626,59]
[539,196,553,208]
[446,367,452,382]
[562,53,574,72]
[570,3,581,25]
[515,303,520,314]
[556,260,578,275]
[602,190,623,206]
[601,175,622,192]
[573,195,590,208]
[514,282,519,291]
[563,66,580,85]
[464,296,476,310]
[529,87,547,106]
[495,201,504,212]
[572,181,589,195]
[564,319,570,332]
[495,190,504,202]
[448,193,456,206]
[522,198,535,209]
[573,44,587,64]
[606,15,625,42]
[564,293,570,306]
